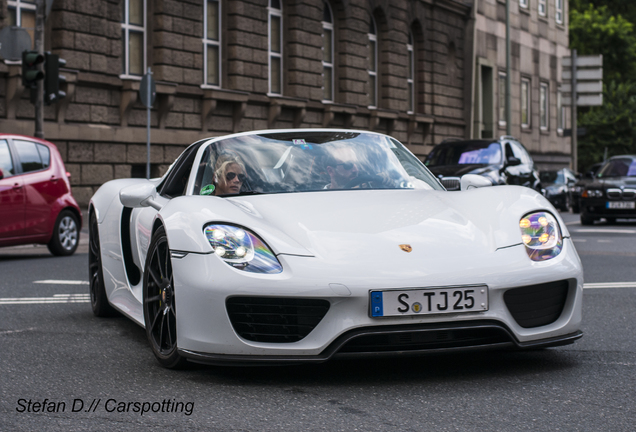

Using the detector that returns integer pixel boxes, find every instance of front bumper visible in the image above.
[580,198,636,219]
[171,238,583,361]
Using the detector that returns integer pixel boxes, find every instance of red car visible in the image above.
[0,134,82,255]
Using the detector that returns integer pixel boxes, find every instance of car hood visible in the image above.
[427,164,499,178]
[162,187,565,265]
[595,177,636,188]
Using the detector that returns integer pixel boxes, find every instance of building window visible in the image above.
[538,0,547,17]
[368,17,377,109]
[268,0,283,95]
[7,0,36,48]
[322,2,334,102]
[203,0,221,87]
[540,82,549,130]
[521,77,531,128]
[519,0,528,9]
[406,32,414,114]
[557,89,564,132]
[121,0,146,77]
[498,72,507,127]
[556,0,564,24]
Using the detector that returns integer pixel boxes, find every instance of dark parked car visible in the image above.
[424,136,542,192]
[0,134,82,255]
[570,162,603,213]
[579,155,636,225]
[540,168,578,211]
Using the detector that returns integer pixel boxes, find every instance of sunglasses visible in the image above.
[336,162,355,170]
[226,172,246,182]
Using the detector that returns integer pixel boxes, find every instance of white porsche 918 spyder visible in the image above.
[89,129,583,368]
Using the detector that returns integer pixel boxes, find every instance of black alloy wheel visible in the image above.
[143,226,186,368]
[88,210,117,317]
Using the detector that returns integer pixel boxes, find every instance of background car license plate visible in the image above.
[370,286,488,317]
[606,201,635,209]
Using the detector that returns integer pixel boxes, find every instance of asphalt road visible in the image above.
[1,211,635,431]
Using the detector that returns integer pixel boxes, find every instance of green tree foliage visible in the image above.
[570,2,636,170]
[570,4,636,82]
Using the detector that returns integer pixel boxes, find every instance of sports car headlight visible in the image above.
[519,212,563,261]
[204,224,282,274]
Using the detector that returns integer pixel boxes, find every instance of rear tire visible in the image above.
[143,226,187,369]
[47,210,79,256]
[89,210,117,317]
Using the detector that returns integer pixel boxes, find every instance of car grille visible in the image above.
[226,297,330,343]
[503,280,569,328]
[337,322,512,354]
[440,176,461,191]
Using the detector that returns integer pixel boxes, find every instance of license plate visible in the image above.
[370,286,488,317]
[606,201,635,209]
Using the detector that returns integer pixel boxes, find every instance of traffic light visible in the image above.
[21,50,44,89]
[44,53,67,105]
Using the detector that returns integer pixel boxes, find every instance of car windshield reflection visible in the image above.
[194,131,443,196]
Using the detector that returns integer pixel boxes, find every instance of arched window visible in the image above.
[203,0,221,87]
[268,0,283,95]
[322,2,334,102]
[121,0,146,77]
[368,16,377,108]
[407,31,414,113]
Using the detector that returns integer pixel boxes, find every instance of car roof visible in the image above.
[0,134,57,148]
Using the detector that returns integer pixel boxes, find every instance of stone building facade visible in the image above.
[471,0,571,169]
[1,0,571,206]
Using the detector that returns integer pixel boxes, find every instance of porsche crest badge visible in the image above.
[399,244,412,253]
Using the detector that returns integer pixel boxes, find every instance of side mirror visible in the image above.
[506,156,522,167]
[461,174,493,190]
[0,170,4,180]
[119,183,162,210]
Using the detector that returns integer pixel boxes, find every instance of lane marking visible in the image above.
[0,327,36,335]
[584,282,636,289]
[571,229,636,234]
[0,294,90,305]
[33,280,90,285]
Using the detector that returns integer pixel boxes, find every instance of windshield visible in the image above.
[597,158,636,178]
[194,131,442,196]
[540,171,564,184]
[425,142,502,166]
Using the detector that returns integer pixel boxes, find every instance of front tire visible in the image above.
[48,210,79,256]
[580,213,596,225]
[143,226,186,369]
[89,210,117,317]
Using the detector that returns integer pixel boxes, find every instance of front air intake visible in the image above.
[226,297,330,343]
[503,280,569,328]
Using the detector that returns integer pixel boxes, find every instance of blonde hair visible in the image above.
[214,154,245,182]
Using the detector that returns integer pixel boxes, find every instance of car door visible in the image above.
[13,139,57,238]
[504,141,534,188]
[0,139,25,241]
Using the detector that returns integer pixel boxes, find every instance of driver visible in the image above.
[201,153,247,196]
[324,148,359,189]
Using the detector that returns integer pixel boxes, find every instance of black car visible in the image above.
[570,162,603,213]
[540,168,578,212]
[579,155,636,225]
[424,136,542,191]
